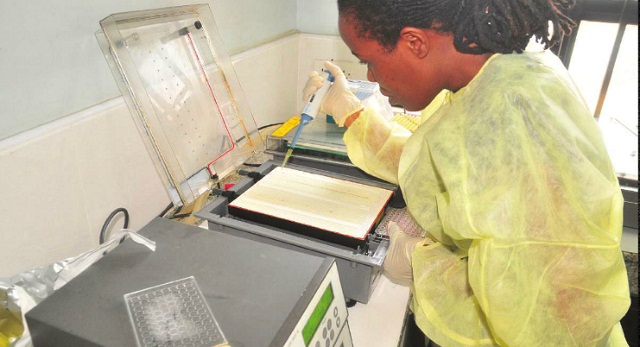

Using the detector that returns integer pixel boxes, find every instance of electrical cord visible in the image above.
[158,202,174,217]
[258,122,284,130]
[99,208,130,244]
[234,122,284,143]
[242,162,262,167]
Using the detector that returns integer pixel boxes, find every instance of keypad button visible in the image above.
[333,307,338,317]
[330,329,335,340]
[323,327,327,338]
[328,319,333,329]
[325,338,331,347]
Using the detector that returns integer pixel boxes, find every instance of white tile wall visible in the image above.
[0,99,170,277]
[233,35,300,126]
[296,34,367,110]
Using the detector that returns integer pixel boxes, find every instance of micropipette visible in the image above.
[282,70,334,167]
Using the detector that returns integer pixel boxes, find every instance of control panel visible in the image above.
[284,262,352,347]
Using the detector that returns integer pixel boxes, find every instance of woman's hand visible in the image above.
[301,61,363,127]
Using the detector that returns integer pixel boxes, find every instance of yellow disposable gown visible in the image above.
[343,51,630,346]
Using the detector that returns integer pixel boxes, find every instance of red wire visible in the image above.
[186,33,236,176]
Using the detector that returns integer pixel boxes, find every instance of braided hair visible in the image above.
[337,0,576,54]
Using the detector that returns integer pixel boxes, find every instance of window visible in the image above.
[555,0,638,182]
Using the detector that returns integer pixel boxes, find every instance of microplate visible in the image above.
[124,276,228,347]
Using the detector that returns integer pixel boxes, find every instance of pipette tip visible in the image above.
[281,148,293,167]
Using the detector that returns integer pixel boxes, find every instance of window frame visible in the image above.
[552,0,638,191]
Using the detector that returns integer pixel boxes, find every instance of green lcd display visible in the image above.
[302,284,334,345]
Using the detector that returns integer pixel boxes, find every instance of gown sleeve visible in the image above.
[343,108,412,185]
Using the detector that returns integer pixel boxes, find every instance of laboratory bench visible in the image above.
[621,249,638,346]
[623,250,638,296]
[348,277,411,347]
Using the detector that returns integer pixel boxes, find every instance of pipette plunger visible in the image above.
[281,71,334,167]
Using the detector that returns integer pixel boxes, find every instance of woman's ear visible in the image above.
[399,27,430,59]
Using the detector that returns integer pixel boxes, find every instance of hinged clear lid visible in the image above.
[97,4,263,207]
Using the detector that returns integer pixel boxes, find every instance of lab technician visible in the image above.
[303,0,631,346]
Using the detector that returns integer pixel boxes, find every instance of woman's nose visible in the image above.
[367,68,376,82]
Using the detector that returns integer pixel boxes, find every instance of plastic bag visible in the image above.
[0,229,155,347]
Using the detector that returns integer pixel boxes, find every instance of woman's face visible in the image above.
[338,13,440,111]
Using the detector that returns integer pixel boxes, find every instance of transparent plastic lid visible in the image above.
[97,4,263,207]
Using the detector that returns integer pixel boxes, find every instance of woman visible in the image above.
[303,0,630,346]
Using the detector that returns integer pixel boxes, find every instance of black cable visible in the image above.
[158,202,174,217]
[258,122,284,130]
[234,122,284,143]
[169,213,192,219]
[99,208,129,244]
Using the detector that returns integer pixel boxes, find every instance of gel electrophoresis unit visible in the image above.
[94,3,402,306]
[196,160,400,304]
